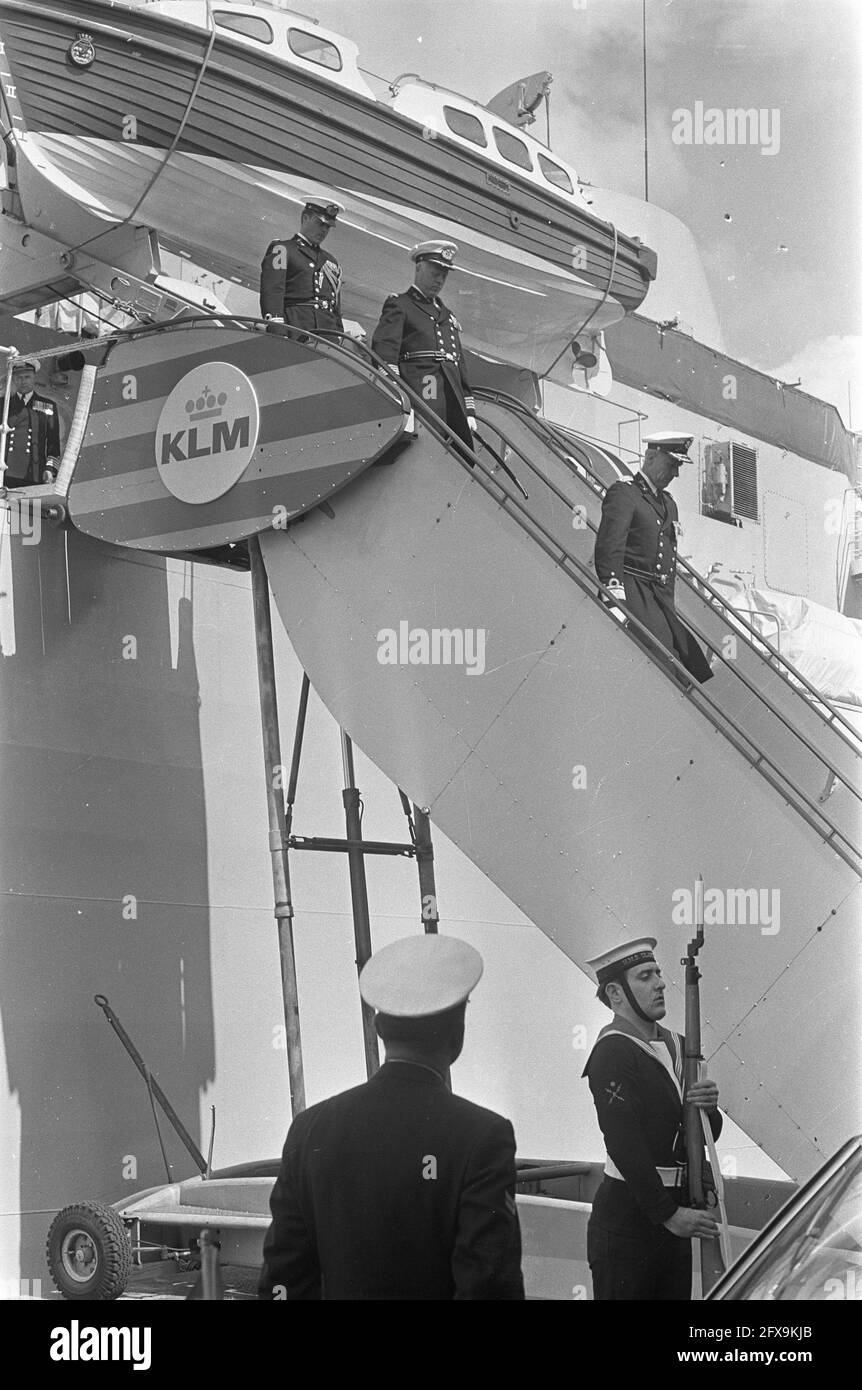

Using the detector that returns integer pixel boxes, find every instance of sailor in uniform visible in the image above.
[593,433,713,683]
[259,933,524,1301]
[260,195,347,335]
[0,358,61,489]
[582,937,722,1300]
[371,241,478,450]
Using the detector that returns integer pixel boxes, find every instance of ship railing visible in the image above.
[9,318,859,871]
[539,399,647,467]
[478,387,862,762]
[357,68,396,103]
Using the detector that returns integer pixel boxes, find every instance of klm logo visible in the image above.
[159,387,250,465]
[155,364,260,504]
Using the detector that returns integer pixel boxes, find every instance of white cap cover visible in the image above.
[360,934,483,1016]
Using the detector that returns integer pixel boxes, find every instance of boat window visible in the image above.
[287,28,343,72]
[538,153,574,194]
[492,127,533,171]
[213,12,273,44]
[443,106,488,147]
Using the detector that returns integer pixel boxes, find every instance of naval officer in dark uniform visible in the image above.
[593,433,712,683]
[583,937,722,1300]
[371,240,477,450]
[260,194,347,335]
[259,934,524,1300]
[0,357,61,489]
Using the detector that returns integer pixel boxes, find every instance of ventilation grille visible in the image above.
[731,443,759,521]
[701,440,758,524]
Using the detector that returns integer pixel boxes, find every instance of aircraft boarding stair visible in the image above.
[258,354,862,1183]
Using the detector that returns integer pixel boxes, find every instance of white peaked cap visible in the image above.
[359,934,483,1016]
[643,432,694,461]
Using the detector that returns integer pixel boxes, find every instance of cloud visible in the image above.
[766,334,862,424]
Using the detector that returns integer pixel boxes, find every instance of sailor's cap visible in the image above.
[586,937,658,994]
[644,432,694,462]
[303,193,344,223]
[411,240,458,267]
[359,934,483,1017]
[13,356,40,372]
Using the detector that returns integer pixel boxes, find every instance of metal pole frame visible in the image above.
[248,537,306,1117]
[412,805,440,935]
[250,612,446,1088]
[341,731,380,1079]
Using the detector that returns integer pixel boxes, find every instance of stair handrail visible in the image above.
[472,401,862,817]
[478,388,862,756]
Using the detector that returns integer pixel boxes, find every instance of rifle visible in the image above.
[682,875,729,1295]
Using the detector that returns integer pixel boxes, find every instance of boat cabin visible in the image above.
[387,79,589,211]
[137,1,377,97]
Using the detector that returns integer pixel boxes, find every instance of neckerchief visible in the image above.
[586,1017,684,1102]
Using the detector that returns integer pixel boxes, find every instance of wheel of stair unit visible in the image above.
[46,1202,131,1300]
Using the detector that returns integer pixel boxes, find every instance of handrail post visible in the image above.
[249,536,306,1116]
[340,731,380,1078]
[413,805,439,934]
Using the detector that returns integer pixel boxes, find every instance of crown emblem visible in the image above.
[185,388,228,423]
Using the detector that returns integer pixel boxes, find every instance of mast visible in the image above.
[642,0,650,202]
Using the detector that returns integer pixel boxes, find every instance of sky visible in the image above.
[303,0,861,422]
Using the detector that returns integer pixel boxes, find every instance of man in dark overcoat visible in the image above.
[1,357,61,488]
[371,240,477,450]
[260,194,346,335]
[594,433,713,682]
[259,933,525,1300]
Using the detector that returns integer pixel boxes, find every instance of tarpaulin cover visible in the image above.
[464,352,541,411]
[712,573,862,707]
[603,314,855,480]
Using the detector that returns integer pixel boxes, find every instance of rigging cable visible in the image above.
[539,221,619,382]
[60,2,219,260]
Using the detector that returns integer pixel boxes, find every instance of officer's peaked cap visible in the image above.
[412,240,458,267]
[303,191,344,222]
[360,934,483,1016]
[644,432,693,462]
[586,937,657,999]
[13,356,40,372]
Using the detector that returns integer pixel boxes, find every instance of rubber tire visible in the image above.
[46,1202,131,1300]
